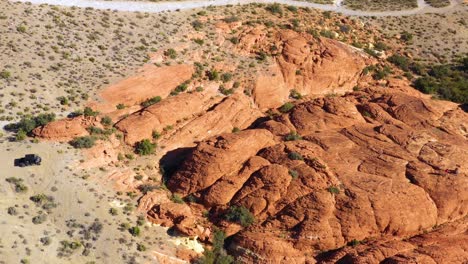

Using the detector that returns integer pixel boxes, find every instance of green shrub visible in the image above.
[6,177,28,193]
[100,116,112,126]
[224,205,254,227]
[388,54,410,71]
[266,3,283,14]
[279,102,295,113]
[221,73,233,83]
[152,130,161,140]
[412,58,468,104]
[219,86,234,95]
[135,139,156,155]
[137,243,146,252]
[197,230,234,264]
[16,130,27,141]
[128,226,140,237]
[289,169,299,179]
[223,16,239,23]
[289,89,302,99]
[327,186,340,194]
[6,113,55,134]
[116,103,126,110]
[32,214,47,224]
[17,25,26,33]
[285,131,302,141]
[288,152,303,161]
[229,37,239,44]
[83,107,99,117]
[141,96,162,107]
[207,69,219,81]
[374,42,389,51]
[0,70,11,79]
[400,31,413,43]
[164,48,177,59]
[320,30,335,39]
[170,194,184,204]
[69,136,96,149]
[191,20,204,31]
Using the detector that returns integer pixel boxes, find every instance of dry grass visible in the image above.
[343,0,418,11]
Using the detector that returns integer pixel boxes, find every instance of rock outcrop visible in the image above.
[94,64,194,113]
[115,92,211,145]
[164,87,468,263]
[32,116,99,141]
[237,28,370,109]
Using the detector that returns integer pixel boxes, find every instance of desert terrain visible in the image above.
[0,0,467,263]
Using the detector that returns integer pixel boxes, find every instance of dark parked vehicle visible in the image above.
[15,154,42,167]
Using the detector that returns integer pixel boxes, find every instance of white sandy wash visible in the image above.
[9,0,466,17]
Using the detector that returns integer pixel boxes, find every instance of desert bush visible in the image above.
[279,102,294,113]
[152,130,161,140]
[221,73,233,83]
[288,152,304,161]
[413,60,468,104]
[285,131,302,141]
[388,54,410,71]
[128,226,140,237]
[6,177,28,193]
[0,70,12,79]
[83,107,99,117]
[207,69,219,81]
[141,96,161,107]
[266,3,283,15]
[327,186,340,194]
[6,113,55,134]
[137,244,146,252]
[69,136,96,149]
[135,139,156,155]
[164,48,177,59]
[224,205,254,227]
[170,194,185,204]
[400,31,413,43]
[289,89,302,99]
[138,184,159,194]
[289,169,299,179]
[32,214,47,224]
[192,20,204,30]
[197,230,234,264]
[100,116,112,126]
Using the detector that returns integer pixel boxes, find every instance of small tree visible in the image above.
[135,139,156,155]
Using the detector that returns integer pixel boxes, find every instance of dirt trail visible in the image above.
[9,0,466,17]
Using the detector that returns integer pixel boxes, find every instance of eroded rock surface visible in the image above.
[164,89,468,263]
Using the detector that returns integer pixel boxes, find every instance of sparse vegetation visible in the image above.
[69,136,96,149]
[197,230,234,264]
[288,152,304,161]
[224,205,255,227]
[135,139,156,155]
[285,131,302,141]
[279,102,295,113]
[141,96,162,107]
